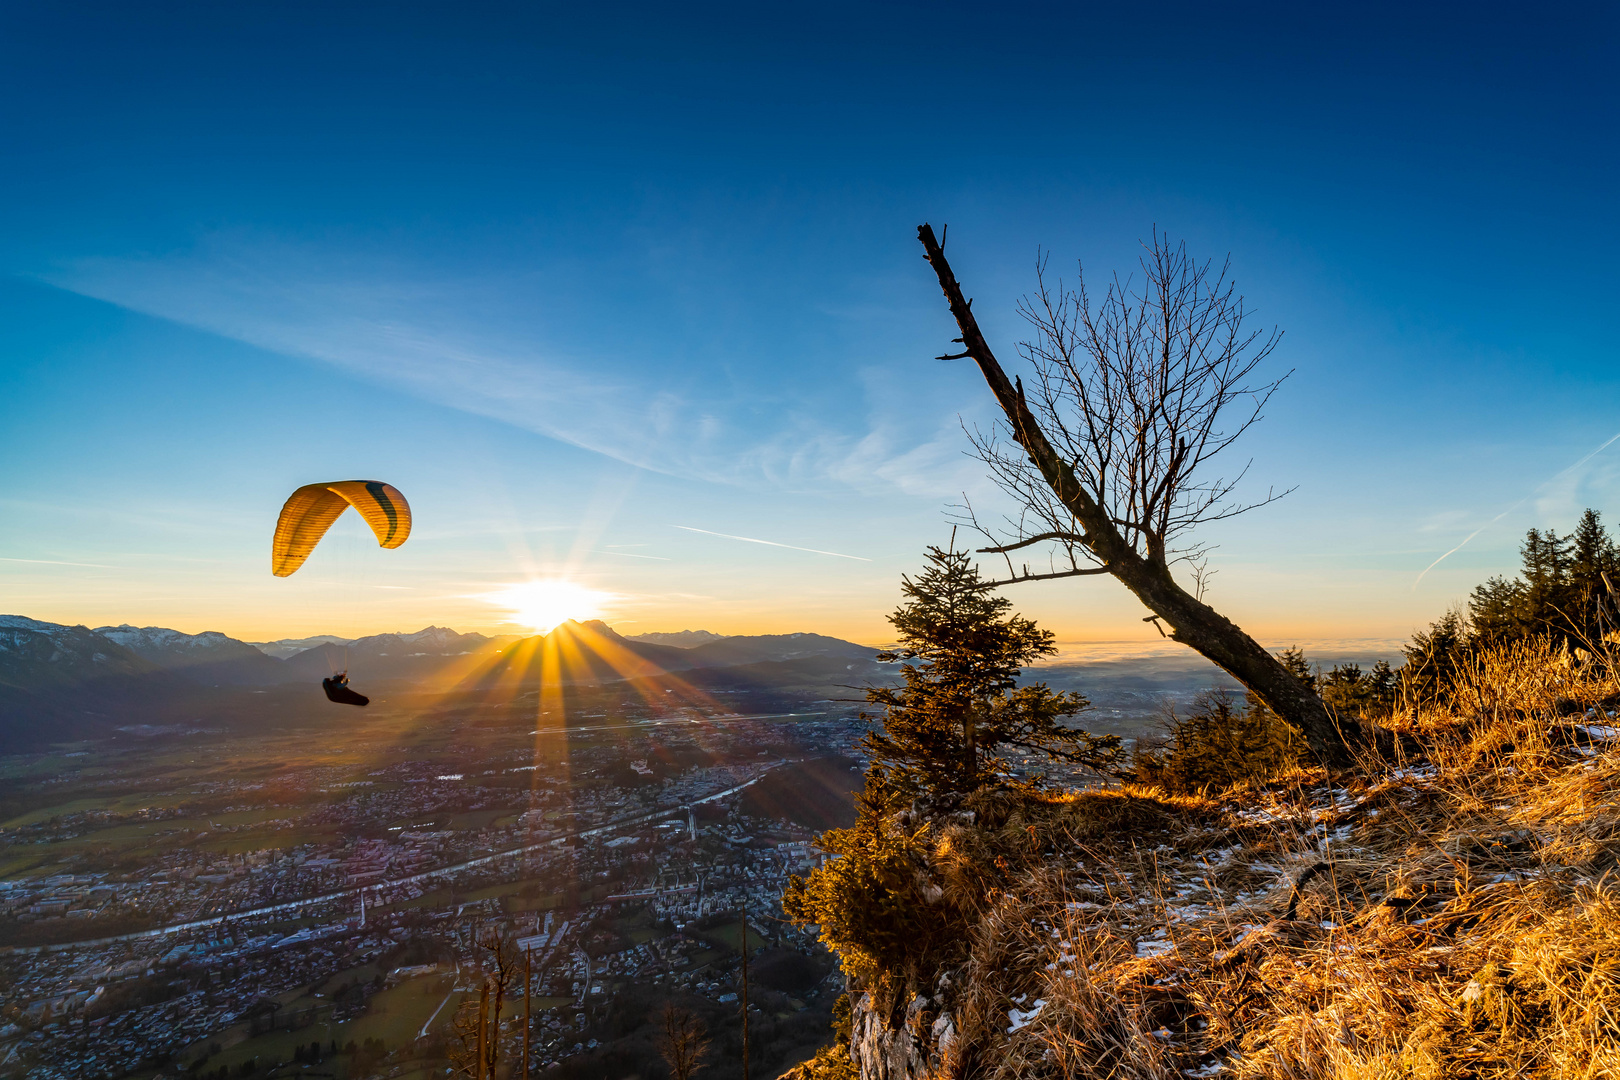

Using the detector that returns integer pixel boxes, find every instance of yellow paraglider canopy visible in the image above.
[271,480,411,577]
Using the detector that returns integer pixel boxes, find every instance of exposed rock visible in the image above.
[849,988,956,1080]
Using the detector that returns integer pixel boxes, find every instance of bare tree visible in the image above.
[916,223,1345,762]
[450,930,521,1079]
[657,1003,711,1080]
[448,983,487,1080]
[522,946,532,1080]
[740,911,750,1080]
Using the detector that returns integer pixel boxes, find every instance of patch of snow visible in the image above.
[1007,999,1046,1033]
[1230,807,1297,825]
[0,614,67,633]
[1136,934,1175,958]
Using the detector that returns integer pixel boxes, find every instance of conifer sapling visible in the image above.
[861,546,1121,802]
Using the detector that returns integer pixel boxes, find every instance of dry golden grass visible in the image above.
[898,638,1620,1078]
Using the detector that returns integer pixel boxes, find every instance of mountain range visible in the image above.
[246,634,354,660]
[0,615,882,750]
[621,629,730,648]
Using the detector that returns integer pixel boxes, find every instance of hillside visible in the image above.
[790,639,1620,1079]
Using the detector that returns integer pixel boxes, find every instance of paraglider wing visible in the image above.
[271,480,412,577]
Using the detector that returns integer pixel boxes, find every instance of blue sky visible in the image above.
[1,2,1616,646]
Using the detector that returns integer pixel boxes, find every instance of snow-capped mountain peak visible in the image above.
[94,625,244,655]
[0,614,80,635]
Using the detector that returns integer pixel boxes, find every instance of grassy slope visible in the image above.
[832,639,1620,1079]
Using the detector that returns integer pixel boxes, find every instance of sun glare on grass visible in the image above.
[484,580,611,634]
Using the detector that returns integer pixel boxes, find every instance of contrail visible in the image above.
[0,556,115,568]
[672,525,871,562]
[1413,428,1620,590]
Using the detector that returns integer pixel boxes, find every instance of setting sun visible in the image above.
[482,580,611,634]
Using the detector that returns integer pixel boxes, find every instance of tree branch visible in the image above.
[978,566,1112,588]
[977,531,1088,554]
[996,736,1120,765]
[917,224,1131,571]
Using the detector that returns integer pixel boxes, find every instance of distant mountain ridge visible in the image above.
[0,616,229,747]
[1,616,874,690]
[680,632,873,667]
[248,634,351,659]
[467,622,880,688]
[625,629,730,648]
[95,623,285,685]
[0,614,881,749]
[278,626,519,683]
[469,620,685,687]
[1,615,154,688]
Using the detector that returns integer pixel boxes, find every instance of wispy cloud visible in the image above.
[1413,428,1620,589]
[671,525,871,561]
[39,232,987,498]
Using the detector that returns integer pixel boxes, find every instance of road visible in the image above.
[8,762,790,955]
[536,711,830,736]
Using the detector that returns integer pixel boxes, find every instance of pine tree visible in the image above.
[1459,510,1617,649]
[1568,508,1617,642]
[1277,646,1315,691]
[1521,527,1573,637]
[1318,660,1399,719]
[1130,644,1316,792]
[1134,690,1302,792]
[1367,659,1397,705]
[1470,575,1527,642]
[860,546,1121,802]
[1403,607,1469,702]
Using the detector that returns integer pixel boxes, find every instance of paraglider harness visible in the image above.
[322,672,370,707]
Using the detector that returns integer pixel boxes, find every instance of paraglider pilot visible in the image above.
[322,672,370,707]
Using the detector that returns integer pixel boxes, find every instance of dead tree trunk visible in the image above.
[916,223,1346,764]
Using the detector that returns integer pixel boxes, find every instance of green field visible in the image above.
[174,969,480,1079]
[694,919,769,955]
[444,808,506,831]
